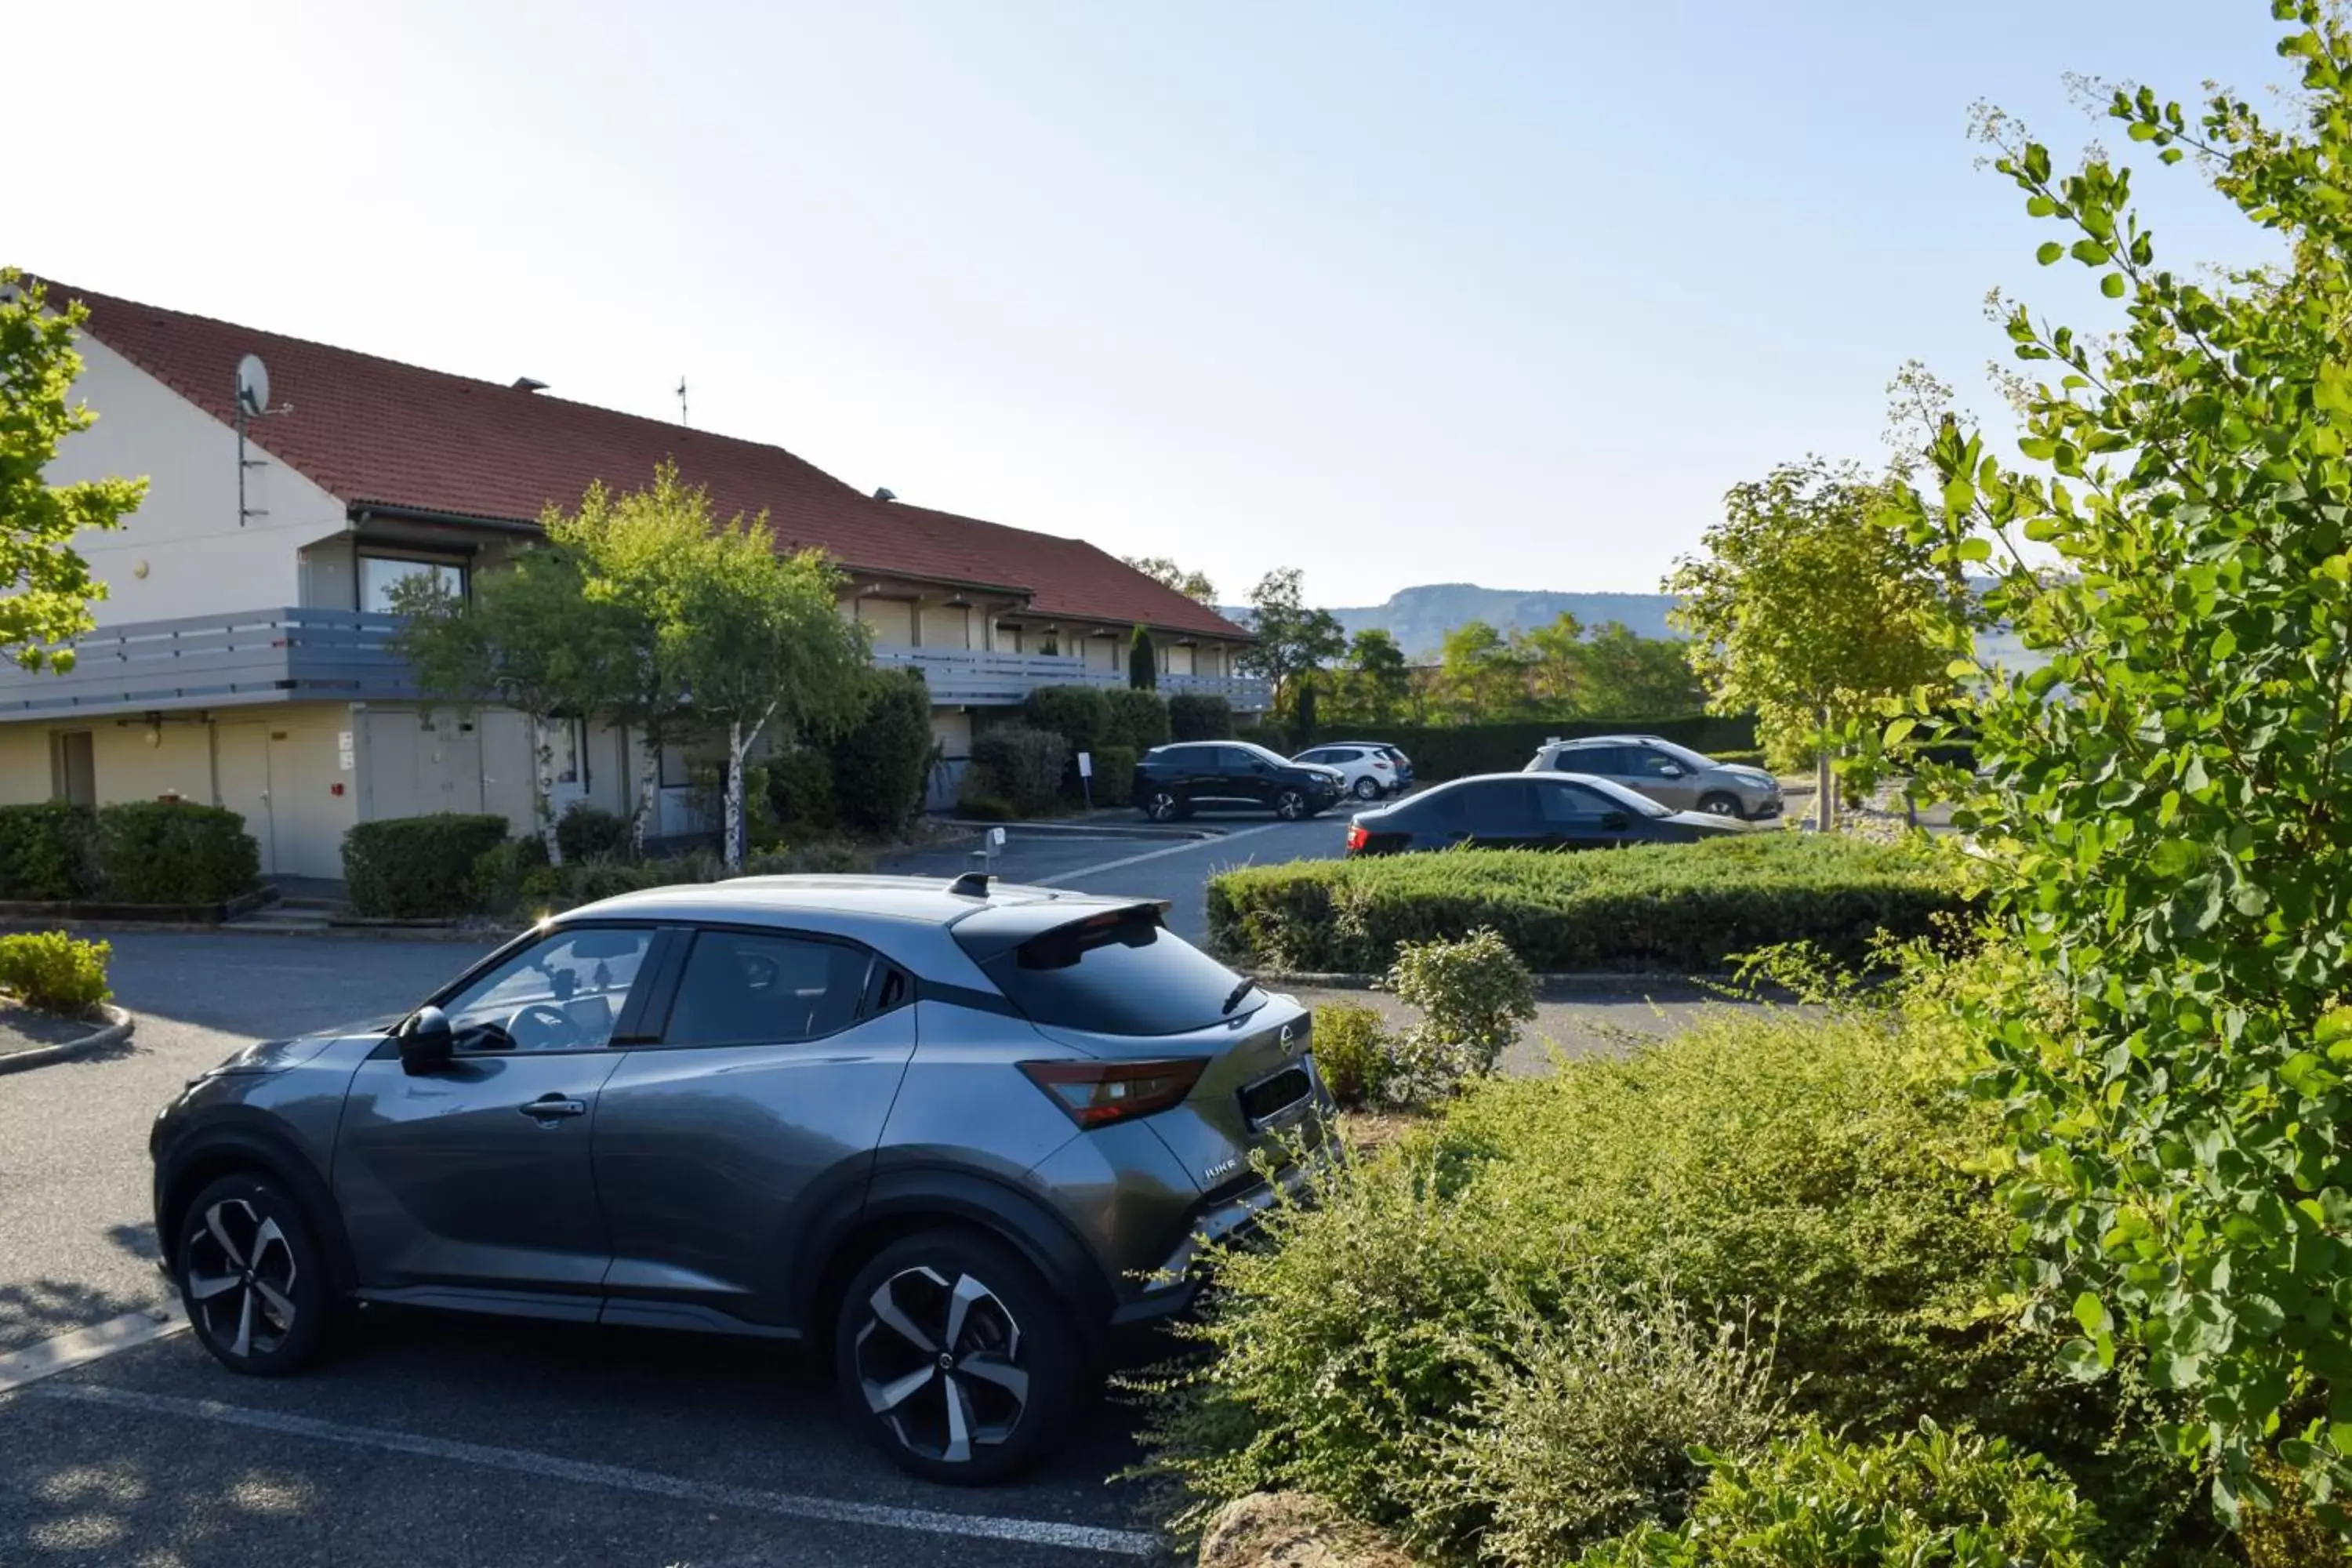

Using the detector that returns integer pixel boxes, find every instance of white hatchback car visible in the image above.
[1292,743,1399,800]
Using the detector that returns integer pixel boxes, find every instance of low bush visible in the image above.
[0,931,111,1014]
[1373,717,1759,782]
[344,814,512,918]
[554,803,633,864]
[1136,998,2202,1563]
[955,789,1018,822]
[1091,744,1136,808]
[1207,833,1968,975]
[508,840,873,914]
[764,743,838,834]
[1708,750,1769,771]
[0,803,96,901]
[1572,1424,2104,1568]
[95,802,260,904]
[1022,684,1112,762]
[1385,927,1534,1098]
[971,724,1067,816]
[1310,1003,1397,1109]
[1169,692,1235,742]
[1105,688,1171,753]
[468,835,549,916]
[830,669,935,833]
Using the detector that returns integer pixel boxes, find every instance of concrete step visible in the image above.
[234,907,336,931]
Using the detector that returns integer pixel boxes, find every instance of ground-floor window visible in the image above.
[49,731,93,808]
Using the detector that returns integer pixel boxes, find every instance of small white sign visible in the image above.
[987,826,1007,850]
[336,730,355,771]
[1076,750,1093,779]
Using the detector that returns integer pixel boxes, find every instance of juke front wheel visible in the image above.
[834,1230,1080,1485]
[177,1174,330,1377]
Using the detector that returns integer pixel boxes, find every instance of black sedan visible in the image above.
[1344,771,1748,855]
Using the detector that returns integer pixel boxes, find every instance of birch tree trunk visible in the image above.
[533,715,564,866]
[631,728,661,856]
[1815,702,1835,834]
[724,719,746,869]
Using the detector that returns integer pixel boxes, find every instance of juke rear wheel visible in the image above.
[177,1174,330,1377]
[835,1230,1080,1485]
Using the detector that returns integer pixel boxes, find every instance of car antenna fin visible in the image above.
[947,871,992,898]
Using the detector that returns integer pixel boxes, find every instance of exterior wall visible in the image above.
[854,597,916,644]
[924,603,976,650]
[1083,635,1120,673]
[299,534,358,611]
[0,728,47,805]
[48,334,345,623]
[1167,643,1196,677]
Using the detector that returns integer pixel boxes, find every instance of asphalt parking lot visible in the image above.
[0,812,1755,1566]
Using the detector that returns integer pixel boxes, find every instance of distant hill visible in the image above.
[1221,583,1679,660]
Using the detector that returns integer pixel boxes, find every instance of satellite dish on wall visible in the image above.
[235,354,270,419]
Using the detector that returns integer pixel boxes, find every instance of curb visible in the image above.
[0,1004,136,1076]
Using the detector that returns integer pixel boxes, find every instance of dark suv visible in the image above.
[1132,742,1346,822]
[149,875,1331,1484]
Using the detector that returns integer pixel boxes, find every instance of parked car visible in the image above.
[1524,735,1781,820]
[1133,741,1346,822]
[1292,742,1399,800]
[1297,740,1414,796]
[150,875,1334,1484]
[1345,771,1748,855]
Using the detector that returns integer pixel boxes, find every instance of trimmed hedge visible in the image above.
[345,814,512,918]
[1169,692,1235,742]
[555,804,632,863]
[0,803,96,901]
[830,669,935,833]
[1370,717,1760,782]
[1105,688,1171,753]
[1022,684,1112,757]
[1091,744,1136,808]
[970,724,1067,816]
[1207,833,1966,973]
[95,803,260,905]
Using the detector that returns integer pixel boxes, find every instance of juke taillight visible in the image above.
[1019,1058,1207,1128]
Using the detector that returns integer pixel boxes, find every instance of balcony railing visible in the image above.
[0,608,421,719]
[0,612,1274,722]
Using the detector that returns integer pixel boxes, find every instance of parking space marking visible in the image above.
[1033,823,1281,887]
[0,1305,187,1394]
[28,1383,1161,1557]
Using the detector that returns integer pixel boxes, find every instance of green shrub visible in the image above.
[1169,692,1234,742]
[0,803,96,901]
[0,931,110,1014]
[956,789,1018,822]
[830,669,935,833]
[95,802,260,904]
[1311,1003,1398,1109]
[741,839,868,876]
[468,836,549,916]
[1207,833,1967,975]
[1022,685,1112,761]
[1444,1287,1786,1565]
[344,814,511,918]
[1573,1425,2105,1568]
[1367,718,1759,783]
[1137,1003,2198,1563]
[1091,744,1136,808]
[971,724,1067,816]
[764,743,838,833]
[1385,927,1537,1097]
[554,804,633,864]
[1234,720,1290,755]
[1709,750,1769,771]
[1105,688,1171,753]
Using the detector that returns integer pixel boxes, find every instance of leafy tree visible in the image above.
[1127,623,1157,689]
[1236,568,1345,727]
[1122,555,1218,604]
[0,272,144,669]
[1518,611,1585,711]
[1668,458,1960,774]
[1882,2,2352,1531]
[1338,628,1412,724]
[1576,622,1708,717]
[1436,619,1530,721]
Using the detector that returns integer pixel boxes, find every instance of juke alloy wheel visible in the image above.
[178,1174,328,1376]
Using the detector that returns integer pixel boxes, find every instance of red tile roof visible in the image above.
[43,280,1248,640]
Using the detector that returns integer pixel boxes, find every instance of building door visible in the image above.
[216,724,275,875]
[215,720,350,880]
[478,710,539,839]
[49,731,95,808]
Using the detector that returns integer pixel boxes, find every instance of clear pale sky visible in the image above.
[9,1,2293,605]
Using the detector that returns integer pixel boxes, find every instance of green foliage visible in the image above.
[1867,6,2352,1528]
[1021,685,1112,762]
[0,930,110,1014]
[514,840,872,913]
[1208,833,1966,975]
[554,804,632,864]
[0,273,144,670]
[1091,744,1136,808]
[1168,692,1235,742]
[1233,720,1290,754]
[343,814,512,918]
[467,835,548,916]
[94,803,260,905]
[1359,717,1757,783]
[764,743,837,834]
[969,724,1067,816]
[1138,1001,2198,1564]
[1384,927,1535,1096]
[1310,1002,1398,1109]
[953,788,1018,822]
[1120,555,1218,604]
[1667,456,1965,768]
[1436,619,1533,720]
[1237,568,1347,722]
[828,669,935,834]
[1573,622,1711,720]
[1573,1425,2106,1568]
[1334,628,1413,725]
[0,803,96,900]
[1104,688,1171,753]
[1128,624,1157,689]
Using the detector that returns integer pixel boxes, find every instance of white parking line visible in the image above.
[28,1383,1160,1557]
[0,1305,187,1394]
[1034,822,1282,886]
